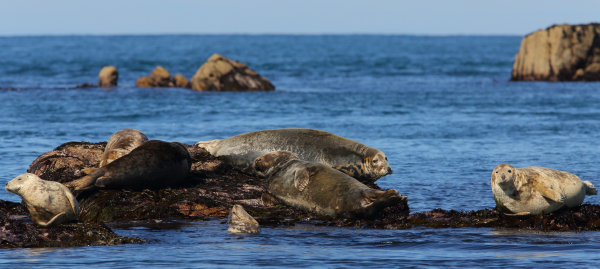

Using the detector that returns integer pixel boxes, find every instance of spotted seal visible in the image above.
[196,128,392,183]
[82,128,148,175]
[65,140,191,191]
[228,204,260,234]
[253,151,405,219]
[5,173,79,227]
[491,164,597,216]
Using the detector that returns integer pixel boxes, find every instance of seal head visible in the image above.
[228,204,260,234]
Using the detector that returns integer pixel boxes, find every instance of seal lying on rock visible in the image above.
[254,151,405,219]
[5,173,79,227]
[228,204,260,234]
[491,164,597,216]
[196,128,392,183]
[83,128,149,175]
[65,140,191,191]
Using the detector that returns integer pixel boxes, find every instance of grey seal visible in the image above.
[228,204,260,234]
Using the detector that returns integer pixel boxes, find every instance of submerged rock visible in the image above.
[98,66,118,86]
[511,23,600,81]
[0,200,141,248]
[190,54,275,91]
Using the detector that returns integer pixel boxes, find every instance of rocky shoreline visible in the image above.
[3,141,600,248]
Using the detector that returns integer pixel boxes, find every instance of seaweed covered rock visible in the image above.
[27,141,408,224]
[0,200,141,248]
[190,54,275,91]
[511,23,600,81]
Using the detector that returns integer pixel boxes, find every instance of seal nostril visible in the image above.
[501,174,506,180]
[387,167,393,174]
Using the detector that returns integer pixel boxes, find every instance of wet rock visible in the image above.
[511,23,600,81]
[0,200,142,248]
[190,54,275,91]
[98,66,118,86]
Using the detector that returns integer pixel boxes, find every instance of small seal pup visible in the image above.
[196,128,392,183]
[491,164,597,216]
[228,204,260,234]
[5,173,79,227]
[65,140,192,191]
[82,128,148,175]
[254,151,406,219]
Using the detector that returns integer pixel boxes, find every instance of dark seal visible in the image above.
[65,140,191,191]
[254,151,406,219]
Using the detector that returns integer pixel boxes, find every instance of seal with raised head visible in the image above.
[65,140,192,191]
[491,164,597,216]
[5,173,79,227]
[81,128,148,175]
[196,128,392,183]
[228,204,260,234]
[254,151,406,219]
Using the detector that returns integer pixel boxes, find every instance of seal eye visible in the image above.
[508,170,511,173]
[373,159,378,164]
[18,177,22,181]
[385,157,388,161]
[495,171,498,173]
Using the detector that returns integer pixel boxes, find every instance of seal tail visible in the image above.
[583,181,597,195]
[194,139,222,155]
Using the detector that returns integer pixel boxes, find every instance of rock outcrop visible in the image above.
[98,66,118,86]
[511,23,600,81]
[190,54,275,91]
[135,66,190,88]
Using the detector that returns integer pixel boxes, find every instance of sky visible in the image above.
[0,0,598,36]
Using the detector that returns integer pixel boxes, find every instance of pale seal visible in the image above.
[253,151,406,219]
[81,128,148,175]
[228,204,260,234]
[491,164,597,216]
[5,173,79,227]
[65,140,192,191]
[196,128,392,183]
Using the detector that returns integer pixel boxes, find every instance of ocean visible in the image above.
[1,35,600,267]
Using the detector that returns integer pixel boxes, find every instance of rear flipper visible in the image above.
[360,189,407,218]
[583,181,597,195]
[63,170,104,191]
[81,168,99,175]
[35,212,68,227]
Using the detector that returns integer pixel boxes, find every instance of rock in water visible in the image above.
[136,76,154,87]
[511,23,600,81]
[98,66,118,86]
[150,66,172,87]
[172,74,190,88]
[190,54,275,91]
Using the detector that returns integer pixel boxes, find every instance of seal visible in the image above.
[81,128,148,175]
[5,173,79,227]
[196,128,393,183]
[253,151,406,219]
[65,140,192,191]
[491,164,597,216]
[228,204,260,234]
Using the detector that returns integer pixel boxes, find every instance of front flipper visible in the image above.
[36,212,67,227]
[63,187,80,216]
[293,168,311,192]
[537,182,564,202]
[504,212,531,217]
[81,168,99,175]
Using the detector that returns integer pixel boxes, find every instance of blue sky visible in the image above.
[0,0,598,36]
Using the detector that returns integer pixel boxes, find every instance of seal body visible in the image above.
[491,164,597,216]
[100,128,149,167]
[5,173,79,227]
[65,140,192,191]
[254,151,405,219]
[228,205,260,234]
[196,128,392,183]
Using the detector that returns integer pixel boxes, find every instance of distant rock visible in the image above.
[135,66,190,88]
[511,23,600,81]
[135,76,154,87]
[190,54,275,91]
[98,66,118,86]
[172,74,190,88]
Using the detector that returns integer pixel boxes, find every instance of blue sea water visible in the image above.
[1,35,600,267]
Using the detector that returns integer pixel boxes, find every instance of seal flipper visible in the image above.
[293,168,311,192]
[81,168,99,175]
[64,169,106,191]
[37,212,67,227]
[63,187,80,216]
[537,182,564,202]
[583,181,598,195]
[359,189,405,218]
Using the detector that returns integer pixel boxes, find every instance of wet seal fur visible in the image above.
[82,129,148,175]
[65,140,192,191]
[254,151,406,219]
[491,164,597,216]
[5,173,79,227]
[196,128,393,183]
[228,204,260,234]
